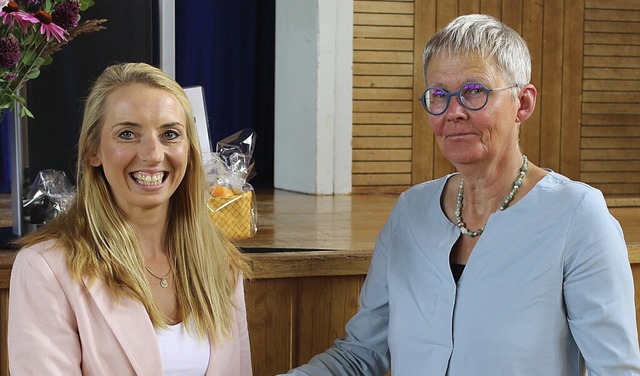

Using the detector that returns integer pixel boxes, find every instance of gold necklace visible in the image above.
[145,265,172,288]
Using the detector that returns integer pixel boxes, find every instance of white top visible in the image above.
[156,321,210,375]
[286,172,640,375]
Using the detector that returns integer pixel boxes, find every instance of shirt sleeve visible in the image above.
[563,189,640,375]
[8,247,83,375]
[283,200,404,376]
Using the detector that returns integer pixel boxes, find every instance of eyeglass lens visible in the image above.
[423,83,489,115]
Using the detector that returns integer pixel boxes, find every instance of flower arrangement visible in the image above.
[0,0,106,118]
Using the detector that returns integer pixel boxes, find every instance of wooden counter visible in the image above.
[1,191,639,375]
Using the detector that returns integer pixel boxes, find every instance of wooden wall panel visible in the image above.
[352,0,640,200]
[582,1,640,197]
[245,278,295,375]
[353,0,415,194]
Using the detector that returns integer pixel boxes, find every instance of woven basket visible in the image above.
[207,190,255,240]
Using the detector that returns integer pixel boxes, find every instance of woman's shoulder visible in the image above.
[530,171,608,212]
[537,171,603,198]
[14,239,68,272]
[401,174,452,201]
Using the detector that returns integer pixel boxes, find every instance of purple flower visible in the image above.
[0,34,21,68]
[52,0,79,30]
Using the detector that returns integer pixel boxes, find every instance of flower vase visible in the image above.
[0,106,29,249]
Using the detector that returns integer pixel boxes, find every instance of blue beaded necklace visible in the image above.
[455,155,528,238]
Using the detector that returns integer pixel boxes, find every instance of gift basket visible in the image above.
[204,128,258,240]
[23,169,75,226]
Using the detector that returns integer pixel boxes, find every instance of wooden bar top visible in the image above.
[1,190,639,284]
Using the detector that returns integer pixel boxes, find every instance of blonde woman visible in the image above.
[8,62,252,375]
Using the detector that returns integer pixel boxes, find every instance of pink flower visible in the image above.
[0,1,35,32]
[0,0,9,10]
[33,9,66,42]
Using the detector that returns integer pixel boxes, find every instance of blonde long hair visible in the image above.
[18,62,250,342]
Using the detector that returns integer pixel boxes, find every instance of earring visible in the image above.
[90,158,100,167]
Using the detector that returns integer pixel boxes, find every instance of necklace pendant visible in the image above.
[160,278,168,288]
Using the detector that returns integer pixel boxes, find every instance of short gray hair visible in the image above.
[423,14,531,86]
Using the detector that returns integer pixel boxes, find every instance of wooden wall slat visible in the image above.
[355,13,414,26]
[583,92,640,103]
[586,0,640,10]
[582,161,640,171]
[354,1,414,15]
[352,173,412,186]
[583,103,640,114]
[582,149,640,159]
[585,9,640,21]
[353,88,413,100]
[353,113,412,125]
[583,114,640,126]
[352,137,412,149]
[584,44,640,56]
[520,0,544,165]
[353,38,414,51]
[353,124,411,137]
[353,161,412,174]
[561,0,584,179]
[353,125,413,137]
[583,126,640,137]
[353,63,413,76]
[353,76,413,88]
[583,80,640,91]
[539,0,565,172]
[582,138,640,148]
[354,25,414,39]
[352,149,412,161]
[353,101,413,113]
[585,33,640,44]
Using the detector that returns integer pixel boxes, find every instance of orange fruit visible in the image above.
[210,185,234,198]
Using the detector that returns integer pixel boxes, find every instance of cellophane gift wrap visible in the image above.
[204,129,258,240]
[23,169,75,226]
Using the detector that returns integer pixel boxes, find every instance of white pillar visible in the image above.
[274,0,352,195]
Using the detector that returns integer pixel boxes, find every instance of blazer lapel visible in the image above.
[84,278,163,376]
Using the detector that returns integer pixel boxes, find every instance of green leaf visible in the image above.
[22,50,36,65]
[80,0,95,11]
[42,56,54,66]
[20,105,34,119]
[26,69,41,80]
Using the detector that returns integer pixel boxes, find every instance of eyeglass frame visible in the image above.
[418,82,520,116]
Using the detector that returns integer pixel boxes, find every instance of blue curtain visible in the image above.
[0,0,275,192]
[0,114,8,192]
[175,0,275,188]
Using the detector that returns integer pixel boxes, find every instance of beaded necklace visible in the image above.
[455,155,528,238]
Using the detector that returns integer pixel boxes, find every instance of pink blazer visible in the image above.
[8,240,253,375]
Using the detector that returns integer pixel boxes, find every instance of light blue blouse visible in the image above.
[286,172,640,375]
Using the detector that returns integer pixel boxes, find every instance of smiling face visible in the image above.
[425,52,524,168]
[91,83,189,216]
